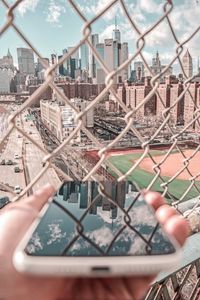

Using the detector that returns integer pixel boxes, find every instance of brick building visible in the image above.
[184,83,197,128]
[169,82,184,125]
[119,77,156,120]
[117,76,200,129]
[196,86,200,130]
[28,82,106,105]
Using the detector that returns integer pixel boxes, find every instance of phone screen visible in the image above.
[25,181,176,257]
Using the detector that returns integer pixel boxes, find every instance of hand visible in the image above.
[0,185,190,300]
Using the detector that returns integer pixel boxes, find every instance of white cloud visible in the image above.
[144,19,175,49]
[79,0,146,25]
[88,226,114,247]
[140,50,153,64]
[171,0,200,31]
[79,0,117,18]
[138,0,163,14]
[167,0,200,66]
[46,0,66,26]
[99,21,138,44]
[17,0,39,16]
[99,24,114,42]
[129,4,146,23]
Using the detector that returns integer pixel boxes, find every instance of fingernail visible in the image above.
[34,183,52,196]
[43,183,53,189]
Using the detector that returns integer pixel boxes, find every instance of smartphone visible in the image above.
[13,181,181,277]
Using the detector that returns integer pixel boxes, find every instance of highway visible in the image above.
[0,113,26,199]
[21,111,61,193]
[0,104,61,200]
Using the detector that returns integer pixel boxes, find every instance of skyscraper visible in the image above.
[104,39,115,71]
[80,182,88,209]
[113,17,121,43]
[37,57,49,73]
[58,55,64,75]
[89,34,99,79]
[182,50,193,78]
[62,48,69,76]
[120,42,129,81]
[80,43,89,71]
[96,43,105,84]
[104,38,122,83]
[51,53,59,75]
[17,48,35,75]
[68,46,80,79]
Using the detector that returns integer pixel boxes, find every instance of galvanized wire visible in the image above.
[0,0,200,298]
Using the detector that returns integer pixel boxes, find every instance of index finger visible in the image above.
[144,191,165,211]
[22,183,55,211]
[144,191,190,246]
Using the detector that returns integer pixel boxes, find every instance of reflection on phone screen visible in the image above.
[25,181,176,257]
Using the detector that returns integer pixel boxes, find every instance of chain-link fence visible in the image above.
[0,0,200,298]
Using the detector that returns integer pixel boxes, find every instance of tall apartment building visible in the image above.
[169,82,184,125]
[119,78,156,120]
[184,83,197,128]
[17,48,35,75]
[182,50,193,78]
[196,86,200,130]
[125,84,135,108]
[116,76,200,127]
[156,78,171,120]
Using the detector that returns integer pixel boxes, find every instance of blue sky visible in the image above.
[0,0,199,73]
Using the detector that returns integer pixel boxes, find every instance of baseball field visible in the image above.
[107,148,200,203]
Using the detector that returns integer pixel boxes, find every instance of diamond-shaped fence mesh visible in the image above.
[0,0,200,298]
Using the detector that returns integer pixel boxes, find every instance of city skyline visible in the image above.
[0,0,199,73]
[0,42,199,79]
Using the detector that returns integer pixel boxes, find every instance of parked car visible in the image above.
[14,154,20,159]
[14,185,21,194]
[0,159,5,165]
[6,160,13,165]
[14,166,20,173]
[0,196,10,209]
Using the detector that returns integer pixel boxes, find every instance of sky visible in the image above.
[0,0,199,74]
